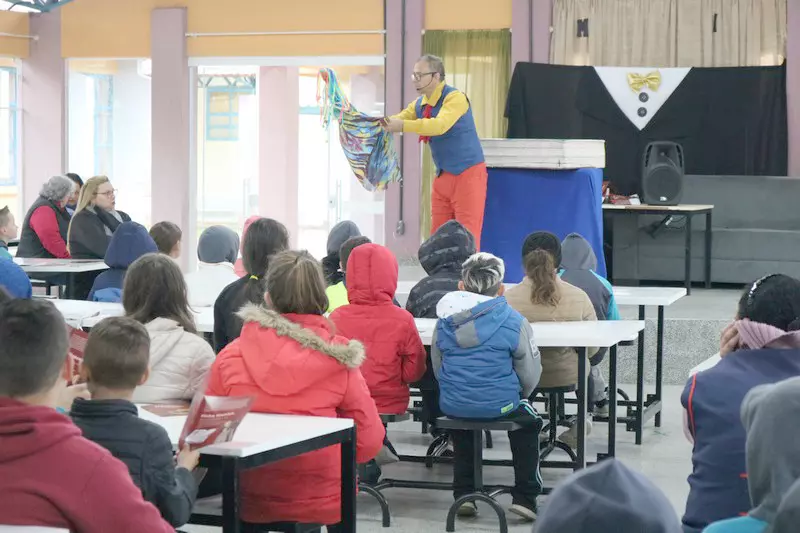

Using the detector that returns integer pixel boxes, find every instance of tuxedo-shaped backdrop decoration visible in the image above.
[506,62,787,195]
[594,68,691,130]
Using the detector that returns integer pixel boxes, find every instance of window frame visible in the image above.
[88,73,114,176]
[0,66,18,187]
[205,84,256,142]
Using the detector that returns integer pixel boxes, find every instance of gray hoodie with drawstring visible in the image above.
[742,377,800,531]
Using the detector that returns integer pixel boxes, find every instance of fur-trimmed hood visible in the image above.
[238,304,365,367]
[235,304,366,397]
[238,304,365,396]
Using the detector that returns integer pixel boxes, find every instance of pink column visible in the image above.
[151,8,192,269]
[257,66,299,247]
[384,0,404,255]
[385,0,424,259]
[788,0,800,175]
[21,11,65,209]
[532,0,553,63]
[512,0,532,67]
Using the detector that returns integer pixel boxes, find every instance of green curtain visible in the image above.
[419,29,511,239]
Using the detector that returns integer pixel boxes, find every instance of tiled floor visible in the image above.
[185,384,692,533]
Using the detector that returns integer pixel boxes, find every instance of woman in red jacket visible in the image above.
[206,249,384,528]
[330,243,427,415]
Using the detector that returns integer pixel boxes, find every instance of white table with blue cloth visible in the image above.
[478,139,607,282]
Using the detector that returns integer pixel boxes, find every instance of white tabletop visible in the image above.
[690,353,721,376]
[396,282,685,308]
[137,408,354,458]
[613,287,686,307]
[52,299,214,333]
[602,203,714,212]
[14,258,109,274]
[415,318,644,347]
[55,300,642,345]
[0,526,69,533]
[396,280,417,297]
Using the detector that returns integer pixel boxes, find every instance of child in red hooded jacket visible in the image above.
[0,298,174,533]
[330,243,427,468]
[206,249,384,528]
[330,243,427,415]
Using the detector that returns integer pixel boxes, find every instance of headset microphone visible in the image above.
[416,75,437,93]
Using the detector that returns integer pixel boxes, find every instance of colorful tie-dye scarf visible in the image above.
[317,68,401,192]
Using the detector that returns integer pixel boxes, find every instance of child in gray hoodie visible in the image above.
[536,459,681,533]
[559,233,620,416]
[703,376,800,533]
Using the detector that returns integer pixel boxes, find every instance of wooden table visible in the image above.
[416,318,645,467]
[14,258,108,299]
[603,203,714,294]
[138,409,357,533]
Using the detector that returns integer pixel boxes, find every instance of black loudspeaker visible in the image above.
[641,141,684,205]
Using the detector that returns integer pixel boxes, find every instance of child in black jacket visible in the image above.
[70,316,199,528]
[405,220,476,434]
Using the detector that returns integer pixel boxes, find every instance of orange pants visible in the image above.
[431,162,488,250]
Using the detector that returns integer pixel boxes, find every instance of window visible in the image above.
[205,84,255,142]
[90,74,113,176]
[0,67,18,187]
[196,70,259,234]
[0,64,19,220]
[68,59,152,226]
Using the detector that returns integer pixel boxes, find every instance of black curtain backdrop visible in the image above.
[505,62,788,195]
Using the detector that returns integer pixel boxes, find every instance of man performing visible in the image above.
[383,54,487,249]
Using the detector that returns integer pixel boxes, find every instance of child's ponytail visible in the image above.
[525,249,560,307]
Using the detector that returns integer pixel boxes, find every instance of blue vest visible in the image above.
[436,297,524,419]
[681,348,800,531]
[415,84,485,175]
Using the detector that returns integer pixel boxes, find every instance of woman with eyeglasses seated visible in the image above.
[67,176,131,261]
[680,274,800,533]
[66,176,131,299]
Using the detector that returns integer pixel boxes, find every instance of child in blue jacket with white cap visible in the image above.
[432,252,543,521]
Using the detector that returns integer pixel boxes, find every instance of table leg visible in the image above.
[66,272,76,300]
[655,305,665,428]
[684,215,693,295]
[607,344,618,458]
[576,347,587,471]
[221,457,241,533]
[340,426,357,533]
[705,212,713,288]
[635,305,645,445]
[472,428,484,489]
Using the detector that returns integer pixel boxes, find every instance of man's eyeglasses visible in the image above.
[95,189,117,198]
[411,72,437,82]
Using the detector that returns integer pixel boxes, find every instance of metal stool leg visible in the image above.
[357,483,391,527]
[446,493,508,533]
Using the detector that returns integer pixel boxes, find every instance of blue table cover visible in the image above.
[481,167,606,283]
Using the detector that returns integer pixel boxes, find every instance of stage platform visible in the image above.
[398,264,739,386]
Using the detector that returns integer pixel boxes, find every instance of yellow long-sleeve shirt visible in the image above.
[391,81,469,137]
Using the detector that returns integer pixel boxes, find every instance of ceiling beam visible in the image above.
[7,0,76,12]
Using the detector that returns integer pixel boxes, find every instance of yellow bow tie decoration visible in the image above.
[627,71,662,92]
